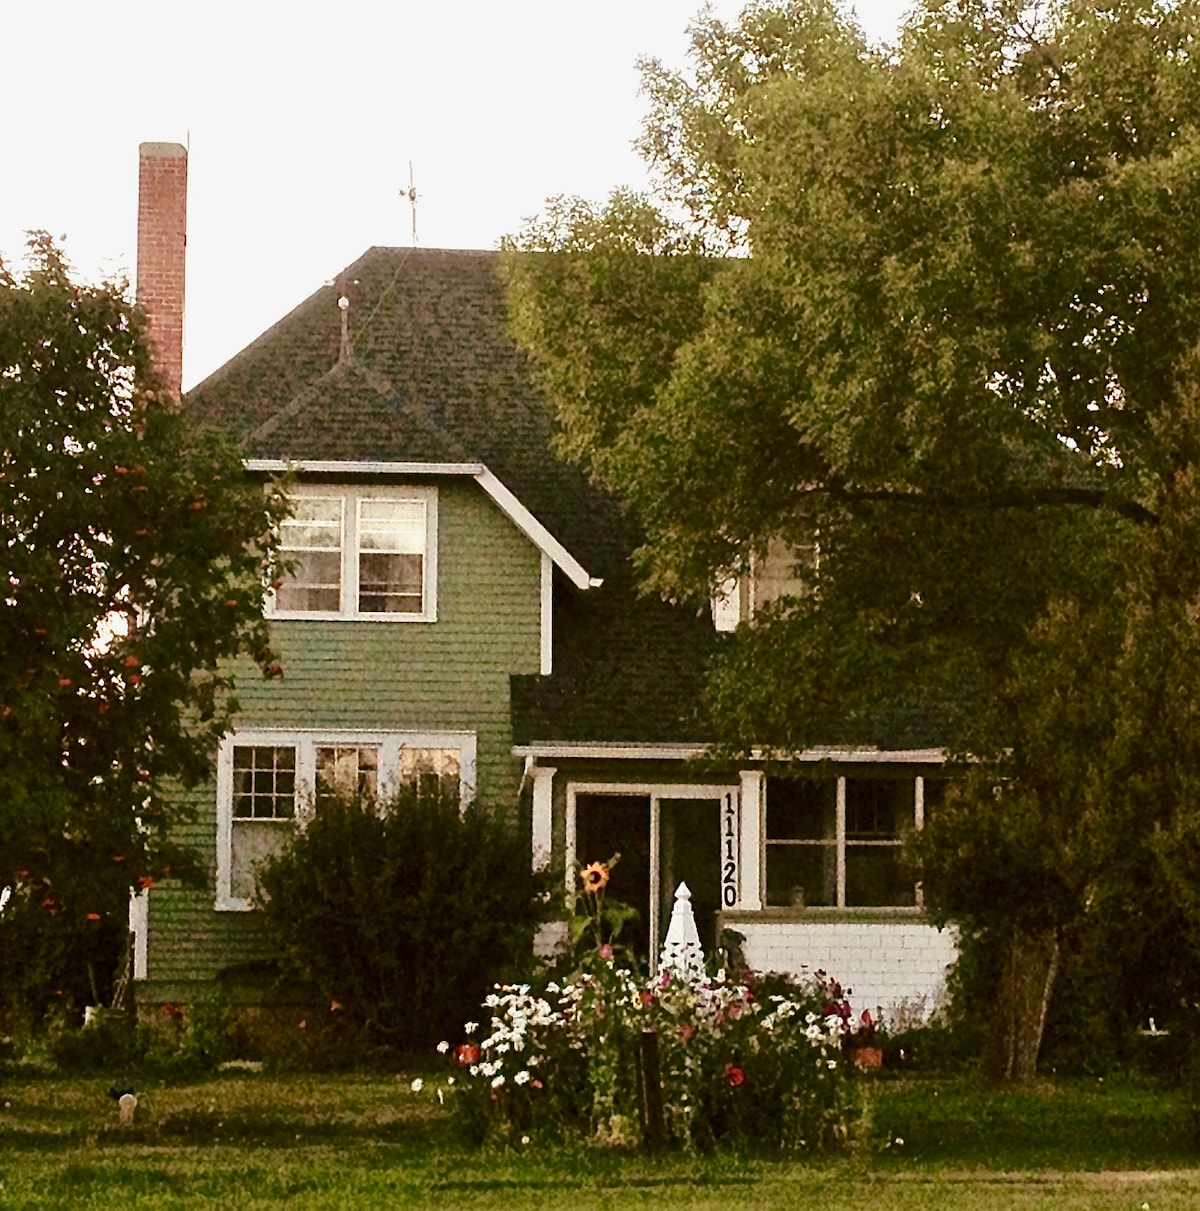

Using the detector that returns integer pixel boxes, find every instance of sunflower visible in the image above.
[580,861,610,893]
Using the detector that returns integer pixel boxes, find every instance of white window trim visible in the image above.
[216,727,477,911]
[763,774,926,912]
[266,483,438,622]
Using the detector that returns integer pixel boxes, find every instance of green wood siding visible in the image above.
[142,478,542,991]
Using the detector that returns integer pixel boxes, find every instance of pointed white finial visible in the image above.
[659,881,705,985]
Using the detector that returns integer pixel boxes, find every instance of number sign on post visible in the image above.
[721,791,739,909]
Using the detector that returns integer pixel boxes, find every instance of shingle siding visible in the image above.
[142,478,541,989]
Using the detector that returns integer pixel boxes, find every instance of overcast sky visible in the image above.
[2,1,912,389]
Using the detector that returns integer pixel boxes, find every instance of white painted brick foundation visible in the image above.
[736,919,958,1023]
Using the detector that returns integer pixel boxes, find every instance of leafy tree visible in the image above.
[0,235,286,1026]
[503,0,1200,1078]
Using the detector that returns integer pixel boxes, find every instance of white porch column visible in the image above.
[737,769,764,910]
[129,887,149,981]
[531,764,557,870]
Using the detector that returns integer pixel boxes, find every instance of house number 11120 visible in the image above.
[721,792,738,908]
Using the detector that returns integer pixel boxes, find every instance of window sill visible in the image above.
[720,906,927,925]
[266,610,436,624]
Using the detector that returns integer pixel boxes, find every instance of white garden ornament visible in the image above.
[658,882,705,985]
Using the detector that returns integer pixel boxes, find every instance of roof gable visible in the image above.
[188,247,635,579]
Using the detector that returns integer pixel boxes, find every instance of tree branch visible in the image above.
[801,481,1159,526]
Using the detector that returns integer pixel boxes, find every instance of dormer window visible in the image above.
[270,485,437,621]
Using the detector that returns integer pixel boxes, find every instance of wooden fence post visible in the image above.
[636,1029,664,1149]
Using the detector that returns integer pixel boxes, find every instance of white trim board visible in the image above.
[515,743,947,763]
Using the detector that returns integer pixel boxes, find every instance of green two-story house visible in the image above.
[132,149,956,1021]
[132,245,956,1022]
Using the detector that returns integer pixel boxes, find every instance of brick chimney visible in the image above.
[136,142,188,397]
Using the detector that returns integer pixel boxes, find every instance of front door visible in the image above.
[574,793,652,963]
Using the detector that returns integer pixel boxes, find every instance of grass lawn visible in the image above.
[1,1072,1198,1209]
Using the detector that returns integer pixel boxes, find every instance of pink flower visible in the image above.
[726,1065,746,1087]
[456,1044,482,1066]
[640,990,655,1006]
[598,944,614,960]
[679,1023,695,1043]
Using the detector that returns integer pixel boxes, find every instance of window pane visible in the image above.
[359,552,423,613]
[766,777,836,841]
[232,746,296,819]
[765,844,836,907]
[399,747,460,799]
[358,500,425,613]
[845,778,911,840]
[278,497,342,612]
[359,500,425,552]
[316,746,380,801]
[231,820,292,900]
[846,845,914,907]
[281,499,343,548]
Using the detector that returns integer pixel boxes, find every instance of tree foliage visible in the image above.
[0,236,286,1024]
[503,0,1200,1076]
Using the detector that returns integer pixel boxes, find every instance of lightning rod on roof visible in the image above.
[401,162,418,246]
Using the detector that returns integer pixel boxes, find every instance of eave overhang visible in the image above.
[511,742,947,763]
[245,457,602,591]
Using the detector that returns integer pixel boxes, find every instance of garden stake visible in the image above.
[637,1028,664,1150]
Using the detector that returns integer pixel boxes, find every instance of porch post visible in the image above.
[737,770,764,910]
[531,764,556,871]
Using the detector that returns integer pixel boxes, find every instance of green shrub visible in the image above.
[256,785,546,1057]
[140,989,237,1076]
[45,1007,144,1073]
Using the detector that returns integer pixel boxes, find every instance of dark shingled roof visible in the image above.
[188,246,714,745]
[512,571,720,745]
[188,247,637,580]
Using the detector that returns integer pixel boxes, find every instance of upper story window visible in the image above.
[271,485,437,621]
[711,536,818,632]
[764,775,926,910]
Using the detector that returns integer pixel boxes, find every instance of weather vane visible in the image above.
[401,162,418,246]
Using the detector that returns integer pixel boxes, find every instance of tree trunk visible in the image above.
[981,926,1061,1083]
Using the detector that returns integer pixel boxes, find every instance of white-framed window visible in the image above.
[710,537,819,632]
[215,728,476,910]
[764,775,927,909]
[269,485,437,621]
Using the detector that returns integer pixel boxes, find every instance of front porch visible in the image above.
[519,742,958,1019]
